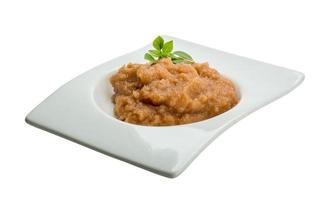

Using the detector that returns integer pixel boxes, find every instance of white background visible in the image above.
[1,0,332,199]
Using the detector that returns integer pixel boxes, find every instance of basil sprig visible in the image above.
[144,36,194,64]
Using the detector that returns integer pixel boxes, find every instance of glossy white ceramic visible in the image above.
[26,36,304,178]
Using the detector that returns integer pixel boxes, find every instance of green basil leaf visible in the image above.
[144,53,155,62]
[173,51,193,60]
[146,36,194,64]
[162,40,173,54]
[184,60,194,64]
[148,49,161,57]
[153,36,164,50]
[172,58,185,64]
[169,53,178,59]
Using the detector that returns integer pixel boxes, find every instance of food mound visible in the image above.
[110,58,238,126]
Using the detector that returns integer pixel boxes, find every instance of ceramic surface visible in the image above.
[26,36,304,178]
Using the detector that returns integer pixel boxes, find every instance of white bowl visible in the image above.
[26,36,304,178]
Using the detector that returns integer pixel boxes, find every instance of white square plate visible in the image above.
[26,36,304,178]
